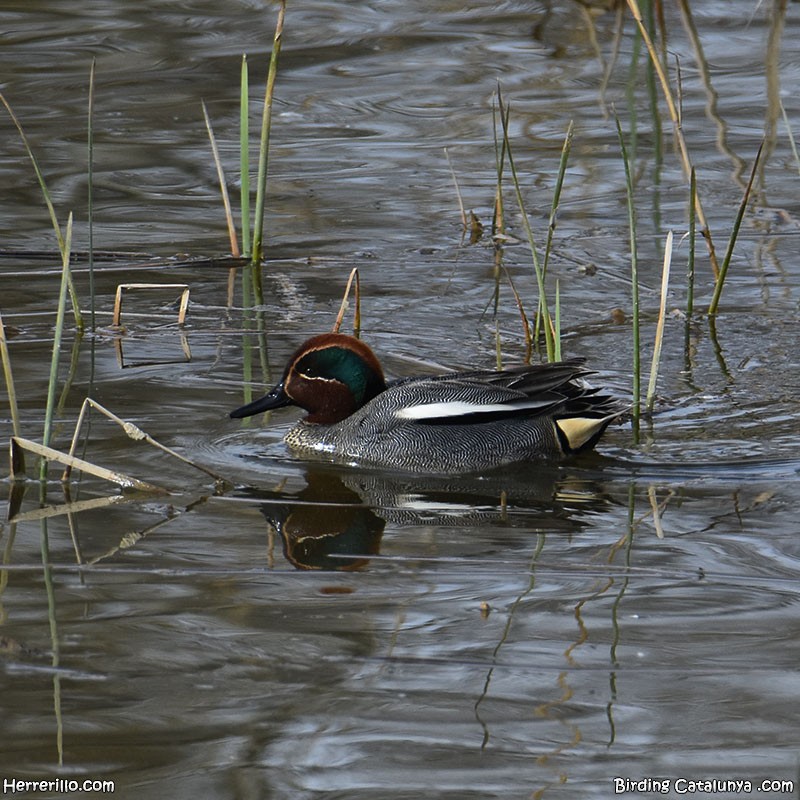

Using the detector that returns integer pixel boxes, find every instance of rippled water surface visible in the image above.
[2,2,800,798]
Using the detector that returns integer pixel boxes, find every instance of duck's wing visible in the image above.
[385,359,594,423]
[382,359,625,452]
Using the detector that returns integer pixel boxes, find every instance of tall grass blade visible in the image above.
[240,54,251,258]
[0,93,84,330]
[203,100,240,258]
[87,58,96,331]
[780,100,800,175]
[614,112,641,423]
[251,0,286,268]
[40,214,73,480]
[491,96,508,238]
[0,310,21,438]
[497,89,554,361]
[707,140,764,316]
[543,121,574,277]
[646,230,672,413]
[686,167,696,318]
[537,121,573,349]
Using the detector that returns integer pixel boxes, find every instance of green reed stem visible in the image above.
[554,279,562,362]
[41,214,73,480]
[646,230,672,413]
[537,121,573,351]
[0,94,83,331]
[707,140,764,317]
[543,121,574,278]
[491,97,508,238]
[240,55,252,258]
[497,90,554,361]
[0,310,21,438]
[251,0,286,269]
[615,113,641,422]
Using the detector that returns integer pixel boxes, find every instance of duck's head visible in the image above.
[229,333,387,424]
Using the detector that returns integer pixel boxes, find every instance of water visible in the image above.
[2,2,800,797]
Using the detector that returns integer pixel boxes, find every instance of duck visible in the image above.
[229,333,624,473]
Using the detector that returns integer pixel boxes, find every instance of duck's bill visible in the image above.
[229,384,292,419]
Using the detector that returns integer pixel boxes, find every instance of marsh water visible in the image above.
[2,1,800,797]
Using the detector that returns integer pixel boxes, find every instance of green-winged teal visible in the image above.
[229,333,624,473]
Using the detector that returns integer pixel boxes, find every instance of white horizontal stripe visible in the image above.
[395,399,549,421]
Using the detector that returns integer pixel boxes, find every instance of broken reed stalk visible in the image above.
[0,310,21,438]
[646,230,672,414]
[497,89,555,361]
[251,0,286,268]
[62,397,229,485]
[40,214,74,481]
[332,268,362,337]
[444,147,467,232]
[624,0,720,278]
[500,264,532,361]
[58,398,226,487]
[0,93,84,331]
[11,436,166,494]
[203,100,241,258]
[615,113,641,421]
[707,140,764,316]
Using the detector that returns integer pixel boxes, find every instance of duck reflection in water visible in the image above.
[253,465,615,571]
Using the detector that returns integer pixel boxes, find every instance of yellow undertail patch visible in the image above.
[555,416,608,452]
